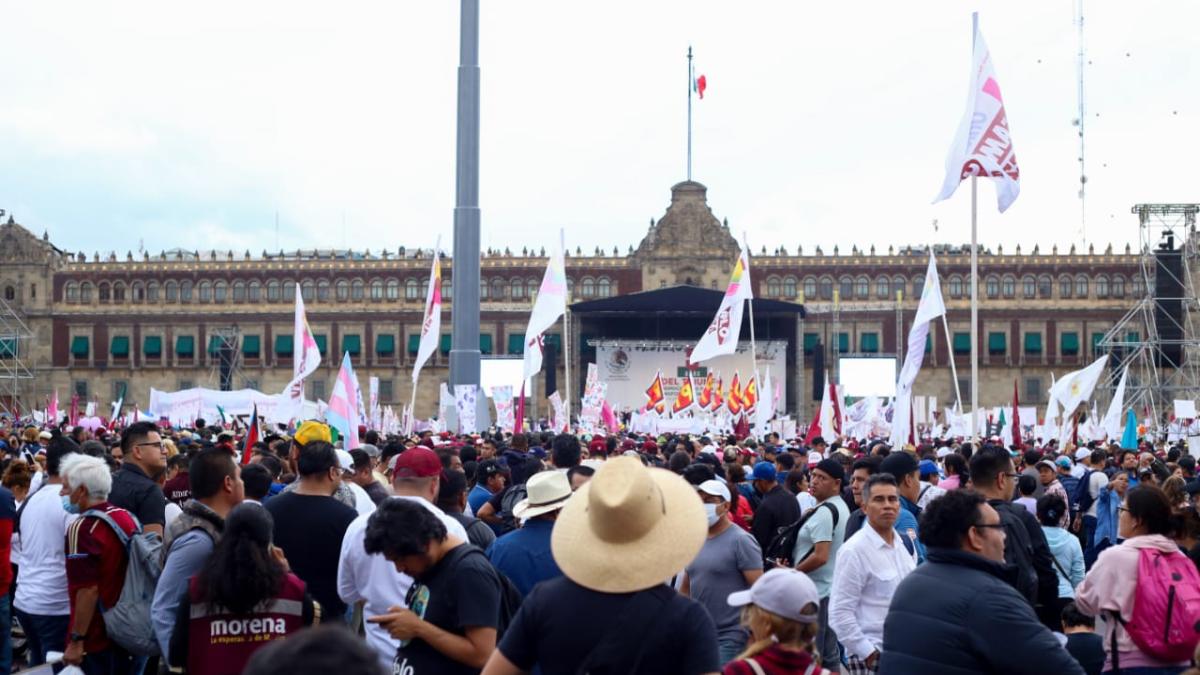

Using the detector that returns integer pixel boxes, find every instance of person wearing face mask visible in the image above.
[60,453,142,673]
[681,479,764,666]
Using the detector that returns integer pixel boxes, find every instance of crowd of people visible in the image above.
[0,417,1199,674]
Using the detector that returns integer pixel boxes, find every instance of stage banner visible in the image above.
[492,386,515,433]
[596,341,786,413]
[455,385,478,434]
[149,387,316,427]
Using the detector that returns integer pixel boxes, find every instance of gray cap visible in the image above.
[727,568,820,623]
[359,443,381,459]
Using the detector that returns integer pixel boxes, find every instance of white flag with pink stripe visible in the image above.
[934,13,1021,213]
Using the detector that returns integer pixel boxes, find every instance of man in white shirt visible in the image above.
[337,447,467,670]
[830,473,917,674]
[14,439,77,667]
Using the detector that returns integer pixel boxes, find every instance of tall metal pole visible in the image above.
[450,0,483,414]
[970,176,979,440]
[687,46,693,181]
[969,13,980,442]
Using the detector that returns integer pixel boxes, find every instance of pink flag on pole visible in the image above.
[933,13,1021,213]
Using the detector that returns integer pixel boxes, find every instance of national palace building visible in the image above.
[0,180,1141,420]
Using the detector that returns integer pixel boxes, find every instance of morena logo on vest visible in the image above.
[210,617,288,640]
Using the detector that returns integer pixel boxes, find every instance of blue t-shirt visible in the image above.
[468,483,494,516]
[896,496,926,563]
[486,519,562,596]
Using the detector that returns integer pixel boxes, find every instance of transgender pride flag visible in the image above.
[327,351,360,450]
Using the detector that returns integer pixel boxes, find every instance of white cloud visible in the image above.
[0,0,1194,256]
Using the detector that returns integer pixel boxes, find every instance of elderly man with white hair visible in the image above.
[59,454,141,672]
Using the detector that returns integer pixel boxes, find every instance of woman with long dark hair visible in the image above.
[170,504,318,675]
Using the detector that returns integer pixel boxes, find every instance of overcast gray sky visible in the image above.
[0,1,1194,256]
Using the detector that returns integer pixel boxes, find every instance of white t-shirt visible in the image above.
[796,491,818,515]
[336,496,467,670]
[15,483,77,616]
[1084,469,1109,518]
[164,502,183,528]
[345,481,376,516]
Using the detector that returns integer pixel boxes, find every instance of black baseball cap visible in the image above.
[880,451,920,479]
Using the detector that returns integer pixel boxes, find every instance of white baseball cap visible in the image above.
[936,447,954,459]
[334,449,354,473]
[697,479,731,503]
[1075,448,1091,461]
[727,568,820,623]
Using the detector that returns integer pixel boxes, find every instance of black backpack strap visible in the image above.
[575,585,674,675]
[797,502,840,564]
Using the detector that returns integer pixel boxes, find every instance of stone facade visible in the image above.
[0,180,1142,419]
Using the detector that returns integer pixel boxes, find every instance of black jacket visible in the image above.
[881,548,1085,675]
[750,485,800,558]
[989,499,1059,616]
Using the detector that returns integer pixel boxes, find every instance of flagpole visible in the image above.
[563,304,572,430]
[687,45,693,181]
[744,234,759,375]
[970,175,979,440]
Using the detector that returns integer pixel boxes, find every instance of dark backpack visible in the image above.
[498,485,528,534]
[990,500,1040,606]
[765,502,840,568]
[443,545,523,637]
[1072,469,1096,515]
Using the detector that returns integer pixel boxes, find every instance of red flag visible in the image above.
[803,414,822,446]
[515,382,526,434]
[643,371,666,414]
[711,376,724,412]
[697,372,715,410]
[241,405,260,465]
[733,412,749,440]
[908,396,916,446]
[672,374,696,414]
[742,376,758,412]
[727,373,744,416]
[69,394,79,426]
[695,74,707,99]
[829,381,843,437]
[1011,380,1022,449]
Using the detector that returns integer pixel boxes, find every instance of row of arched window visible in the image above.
[763,273,1142,301]
[61,275,618,304]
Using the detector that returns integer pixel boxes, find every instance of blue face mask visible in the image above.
[62,495,80,515]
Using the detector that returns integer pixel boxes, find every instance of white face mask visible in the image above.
[704,503,721,527]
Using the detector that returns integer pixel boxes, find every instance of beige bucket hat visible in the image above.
[513,470,573,520]
[551,456,706,593]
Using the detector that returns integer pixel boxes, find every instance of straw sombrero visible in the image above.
[551,455,706,593]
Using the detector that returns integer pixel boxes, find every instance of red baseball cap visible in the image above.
[391,447,442,478]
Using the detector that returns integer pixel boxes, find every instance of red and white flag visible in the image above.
[933,13,1021,213]
[413,239,443,385]
[694,74,707,99]
[522,231,568,381]
[283,284,323,402]
[241,405,259,465]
